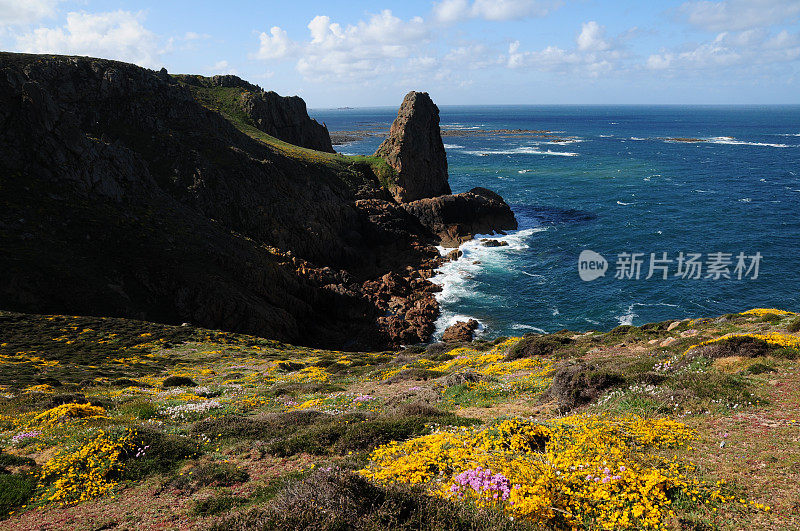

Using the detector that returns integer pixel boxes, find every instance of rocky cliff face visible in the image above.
[374,91,451,202]
[0,53,435,349]
[183,74,334,152]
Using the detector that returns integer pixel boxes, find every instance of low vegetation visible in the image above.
[0,308,798,529]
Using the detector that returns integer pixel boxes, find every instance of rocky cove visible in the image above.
[0,53,515,350]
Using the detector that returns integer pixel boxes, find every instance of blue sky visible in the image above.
[1,0,799,107]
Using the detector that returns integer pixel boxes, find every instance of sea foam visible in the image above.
[465,147,578,157]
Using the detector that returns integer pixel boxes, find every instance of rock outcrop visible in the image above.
[442,320,480,342]
[0,52,437,350]
[183,74,334,152]
[374,91,451,202]
[403,188,518,247]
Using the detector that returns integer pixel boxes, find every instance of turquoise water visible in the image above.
[312,105,800,338]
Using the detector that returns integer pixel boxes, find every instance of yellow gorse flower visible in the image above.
[361,414,727,529]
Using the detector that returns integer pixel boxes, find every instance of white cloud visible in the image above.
[255,10,429,82]
[577,21,610,51]
[254,26,295,60]
[679,0,800,32]
[647,28,800,72]
[507,21,624,76]
[15,10,163,68]
[208,60,238,75]
[433,0,560,22]
[0,0,60,25]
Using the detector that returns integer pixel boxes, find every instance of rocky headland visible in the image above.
[0,53,516,350]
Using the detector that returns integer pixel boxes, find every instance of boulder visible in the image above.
[403,187,518,247]
[375,91,451,202]
[442,319,480,342]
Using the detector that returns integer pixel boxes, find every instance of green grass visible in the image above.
[172,77,398,190]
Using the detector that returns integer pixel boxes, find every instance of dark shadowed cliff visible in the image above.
[0,55,517,349]
[0,53,439,349]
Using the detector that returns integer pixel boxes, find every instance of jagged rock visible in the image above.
[482,239,509,248]
[375,91,451,202]
[445,249,462,261]
[403,187,518,247]
[442,319,480,342]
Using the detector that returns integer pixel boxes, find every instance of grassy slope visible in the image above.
[172,77,398,190]
[0,309,798,529]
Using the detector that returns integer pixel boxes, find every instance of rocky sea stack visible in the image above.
[376,90,518,247]
[375,91,451,202]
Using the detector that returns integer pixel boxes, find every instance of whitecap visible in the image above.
[739,198,752,203]
[706,136,792,148]
[443,143,464,149]
[630,137,646,141]
[511,324,546,334]
[464,147,578,157]
[548,138,583,145]
[598,134,613,138]
[517,270,545,279]
[616,201,633,206]
[518,169,532,174]
[430,226,547,334]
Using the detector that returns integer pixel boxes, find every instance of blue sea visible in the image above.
[311,105,800,339]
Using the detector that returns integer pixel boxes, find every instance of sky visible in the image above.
[1,0,799,107]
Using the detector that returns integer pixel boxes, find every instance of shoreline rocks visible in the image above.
[403,187,518,248]
[442,319,480,342]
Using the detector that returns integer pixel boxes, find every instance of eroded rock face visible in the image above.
[375,91,451,202]
[402,187,518,247]
[442,320,480,342]
[207,75,334,152]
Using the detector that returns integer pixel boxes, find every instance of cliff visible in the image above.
[177,73,334,152]
[0,53,435,349]
[374,91,451,202]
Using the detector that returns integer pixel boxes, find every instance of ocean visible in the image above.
[310,105,800,339]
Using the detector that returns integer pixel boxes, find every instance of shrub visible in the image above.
[112,378,151,388]
[0,474,36,519]
[210,469,527,531]
[162,376,197,387]
[171,462,249,492]
[505,335,572,361]
[37,428,133,505]
[546,361,625,412]
[693,336,773,359]
[121,427,201,480]
[787,316,800,333]
[383,368,444,384]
